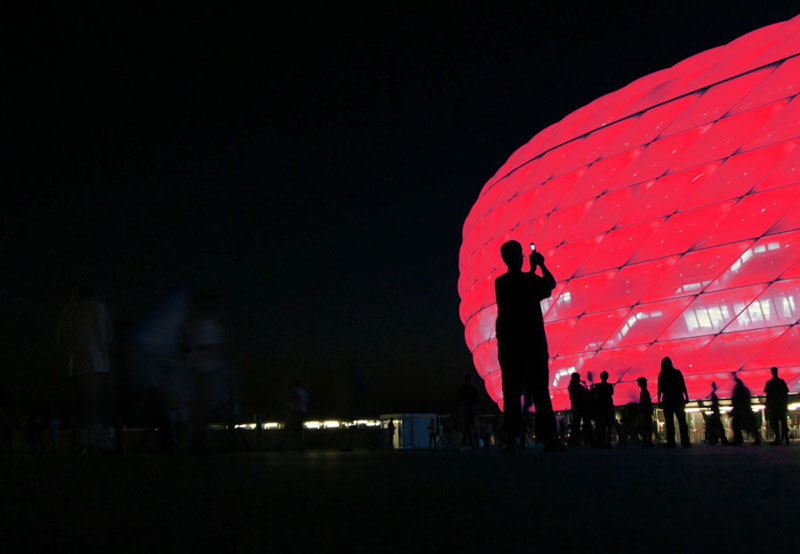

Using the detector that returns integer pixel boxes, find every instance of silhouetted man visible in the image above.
[657,357,691,448]
[568,372,591,446]
[57,285,114,454]
[764,367,790,445]
[637,377,653,447]
[706,382,728,446]
[494,240,560,451]
[455,374,479,448]
[731,376,761,446]
[594,371,614,448]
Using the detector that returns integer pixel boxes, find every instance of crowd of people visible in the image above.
[565,362,793,449]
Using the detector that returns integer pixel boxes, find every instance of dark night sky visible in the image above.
[4,1,799,417]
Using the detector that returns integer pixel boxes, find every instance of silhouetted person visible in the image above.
[428,417,438,448]
[593,371,614,448]
[57,285,114,454]
[455,374,479,448]
[494,240,561,451]
[637,377,654,447]
[731,376,761,446]
[657,357,691,448]
[706,382,728,446]
[568,373,592,446]
[764,367,790,445]
[386,419,395,449]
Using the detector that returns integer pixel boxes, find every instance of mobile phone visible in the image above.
[530,242,536,252]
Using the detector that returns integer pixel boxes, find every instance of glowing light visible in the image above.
[460,15,800,411]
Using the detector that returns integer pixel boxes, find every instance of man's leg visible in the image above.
[530,369,556,445]
[780,411,790,444]
[732,415,744,445]
[501,370,522,448]
[499,344,524,449]
[675,403,691,447]
[568,411,581,446]
[769,411,781,444]
[664,404,676,446]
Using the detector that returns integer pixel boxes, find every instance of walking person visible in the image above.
[731,376,761,446]
[657,357,691,448]
[568,373,591,446]
[637,377,654,447]
[706,382,728,445]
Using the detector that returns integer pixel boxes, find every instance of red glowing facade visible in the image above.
[459,16,800,411]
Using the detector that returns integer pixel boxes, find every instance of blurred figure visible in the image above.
[637,377,653,447]
[705,382,728,446]
[494,240,562,452]
[731,376,761,446]
[764,367,790,445]
[127,289,193,454]
[568,372,591,447]
[455,374,479,448]
[180,292,229,454]
[57,285,114,454]
[657,357,691,448]
[283,380,309,450]
[593,371,614,448]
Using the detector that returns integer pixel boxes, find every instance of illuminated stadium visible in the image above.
[459,15,800,413]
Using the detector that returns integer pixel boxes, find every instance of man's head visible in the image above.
[661,357,674,372]
[600,371,609,382]
[712,381,717,391]
[500,240,524,271]
[771,366,779,377]
[570,373,581,384]
[637,377,647,388]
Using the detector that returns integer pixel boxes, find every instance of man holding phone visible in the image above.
[495,240,562,451]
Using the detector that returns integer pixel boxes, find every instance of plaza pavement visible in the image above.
[2,445,798,553]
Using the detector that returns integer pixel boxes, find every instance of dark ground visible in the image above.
[2,445,798,553]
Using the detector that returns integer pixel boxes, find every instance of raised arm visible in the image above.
[530,251,556,291]
[682,374,689,403]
